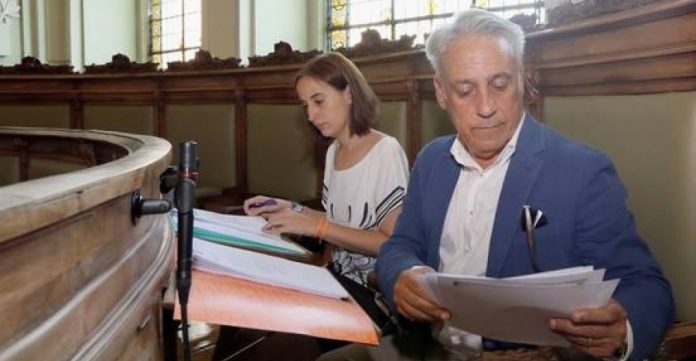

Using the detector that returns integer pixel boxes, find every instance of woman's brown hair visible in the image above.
[295,52,378,137]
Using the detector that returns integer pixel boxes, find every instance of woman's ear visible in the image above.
[343,86,352,104]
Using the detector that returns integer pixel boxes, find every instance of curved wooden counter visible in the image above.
[0,127,173,361]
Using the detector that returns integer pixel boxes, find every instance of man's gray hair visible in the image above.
[425,8,525,74]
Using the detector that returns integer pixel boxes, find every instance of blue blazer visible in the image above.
[377,114,675,360]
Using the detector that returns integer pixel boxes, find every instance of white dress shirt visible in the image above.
[435,116,523,352]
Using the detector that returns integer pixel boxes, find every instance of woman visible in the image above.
[212,52,409,361]
[245,51,409,293]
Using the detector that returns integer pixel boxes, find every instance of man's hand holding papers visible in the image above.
[412,267,620,349]
[394,266,450,322]
[549,299,628,359]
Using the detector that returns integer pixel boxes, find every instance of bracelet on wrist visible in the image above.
[315,216,330,243]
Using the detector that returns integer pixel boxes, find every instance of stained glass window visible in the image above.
[327,0,544,49]
[149,0,201,69]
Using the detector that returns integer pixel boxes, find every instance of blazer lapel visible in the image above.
[425,137,460,267]
[487,114,545,277]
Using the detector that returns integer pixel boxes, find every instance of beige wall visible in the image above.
[544,92,696,321]
[0,105,70,128]
[83,105,153,135]
[247,104,318,201]
[377,101,408,149]
[421,99,454,146]
[166,104,236,191]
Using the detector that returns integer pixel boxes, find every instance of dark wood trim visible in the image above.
[406,78,422,163]
[234,89,248,193]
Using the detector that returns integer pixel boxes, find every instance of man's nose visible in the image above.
[476,90,496,118]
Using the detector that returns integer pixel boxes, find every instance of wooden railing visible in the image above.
[0,128,173,361]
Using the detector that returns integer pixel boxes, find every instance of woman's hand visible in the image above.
[243,195,290,216]
[262,208,318,237]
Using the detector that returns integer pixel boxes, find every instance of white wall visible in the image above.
[253,0,308,55]
[201,0,239,60]
[83,0,137,65]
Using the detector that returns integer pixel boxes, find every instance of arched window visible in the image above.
[149,0,201,68]
[326,0,544,49]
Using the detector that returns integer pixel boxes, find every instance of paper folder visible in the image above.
[175,270,380,345]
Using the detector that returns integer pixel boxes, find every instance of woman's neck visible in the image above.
[336,129,372,152]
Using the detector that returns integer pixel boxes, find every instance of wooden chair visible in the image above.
[654,321,696,360]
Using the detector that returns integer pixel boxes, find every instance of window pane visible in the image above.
[161,0,182,19]
[152,1,161,18]
[184,13,201,47]
[442,0,470,13]
[152,35,161,53]
[162,51,183,68]
[152,54,162,66]
[184,49,198,61]
[330,30,348,49]
[184,0,200,14]
[348,0,390,26]
[329,0,348,27]
[348,25,390,47]
[327,0,544,50]
[161,17,183,51]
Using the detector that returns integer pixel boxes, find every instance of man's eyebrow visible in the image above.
[309,93,323,100]
[451,80,475,87]
[490,72,512,81]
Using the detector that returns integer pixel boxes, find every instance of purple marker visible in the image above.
[249,198,277,209]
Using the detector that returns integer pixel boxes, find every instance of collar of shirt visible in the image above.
[450,114,525,173]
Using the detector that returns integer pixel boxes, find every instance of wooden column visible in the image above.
[406,78,422,163]
[234,89,248,193]
[70,95,84,129]
[154,91,167,138]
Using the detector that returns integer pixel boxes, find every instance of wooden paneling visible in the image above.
[527,0,696,96]
[0,128,173,361]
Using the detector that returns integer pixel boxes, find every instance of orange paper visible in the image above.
[175,270,380,345]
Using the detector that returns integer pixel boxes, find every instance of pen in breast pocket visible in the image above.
[249,199,277,209]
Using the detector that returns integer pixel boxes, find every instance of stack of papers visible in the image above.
[193,238,350,300]
[172,208,310,257]
[417,267,619,347]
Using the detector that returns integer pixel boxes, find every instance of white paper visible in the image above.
[193,238,349,300]
[418,267,619,347]
[175,208,308,255]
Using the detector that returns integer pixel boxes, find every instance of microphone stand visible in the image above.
[175,141,198,361]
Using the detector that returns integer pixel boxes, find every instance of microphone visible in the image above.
[175,141,198,361]
[176,141,198,306]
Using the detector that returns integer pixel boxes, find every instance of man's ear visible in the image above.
[433,77,447,109]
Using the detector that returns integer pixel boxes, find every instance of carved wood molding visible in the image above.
[547,0,664,26]
[0,56,74,75]
[335,29,419,58]
[166,49,243,72]
[84,53,159,74]
[528,0,696,96]
[247,41,322,68]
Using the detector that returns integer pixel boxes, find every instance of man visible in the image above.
[374,8,674,361]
